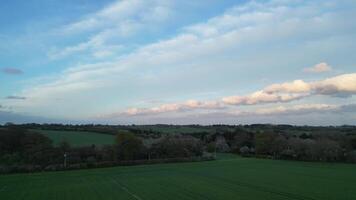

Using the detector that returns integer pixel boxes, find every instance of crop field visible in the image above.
[1,154,356,200]
[33,129,115,147]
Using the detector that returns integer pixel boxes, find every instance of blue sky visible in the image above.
[1,0,356,125]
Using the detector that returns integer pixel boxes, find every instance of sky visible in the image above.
[0,0,356,125]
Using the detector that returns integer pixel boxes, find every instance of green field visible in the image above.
[134,125,217,134]
[1,154,356,200]
[33,129,115,147]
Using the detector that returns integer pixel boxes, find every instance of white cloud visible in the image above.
[264,80,312,94]
[222,91,306,105]
[304,62,332,73]
[312,73,356,96]
[265,73,356,96]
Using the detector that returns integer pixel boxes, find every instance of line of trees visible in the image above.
[227,129,356,163]
[0,127,207,174]
[1,124,356,174]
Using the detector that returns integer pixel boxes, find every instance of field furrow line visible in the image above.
[110,178,143,200]
[176,169,318,200]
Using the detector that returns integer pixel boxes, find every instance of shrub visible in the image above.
[239,146,251,157]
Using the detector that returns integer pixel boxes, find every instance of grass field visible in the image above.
[135,125,216,134]
[1,154,356,200]
[33,129,115,147]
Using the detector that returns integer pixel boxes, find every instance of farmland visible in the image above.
[1,154,355,200]
[33,129,115,147]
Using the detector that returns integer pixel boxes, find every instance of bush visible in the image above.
[44,164,63,171]
[281,149,296,160]
[0,165,12,174]
[0,153,23,165]
[86,156,97,167]
[206,143,216,153]
[151,135,203,159]
[347,150,356,163]
[215,136,230,153]
[239,146,251,157]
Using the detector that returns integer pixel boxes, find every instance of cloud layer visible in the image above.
[95,103,356,125]
[121,73,356,116]
[1,0,356,125]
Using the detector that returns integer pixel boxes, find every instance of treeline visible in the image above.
[1,124,356,174]
[3,123,356,135]
[218,128,356,163]
[0,127,208,174]
[4,123,216,138]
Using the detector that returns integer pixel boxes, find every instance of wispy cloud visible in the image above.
[61,0,167,34]
[5,96,27,100]
[50,0,174,60]
[0,110,68,124]
[1,68,23,75]
[48,36,123,60]
[303,62,332,73]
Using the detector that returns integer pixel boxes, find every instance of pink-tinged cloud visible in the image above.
[264,80,311,94]
[303,62,332,73]
[222,91,307,105]
[124,100,224,116]
[312,73,356,95]
[105,73,356,117]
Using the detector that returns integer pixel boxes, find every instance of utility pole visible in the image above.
[64,152,67,169]
[214,139,217,159]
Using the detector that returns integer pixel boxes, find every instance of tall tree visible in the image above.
[116,132,145,160]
